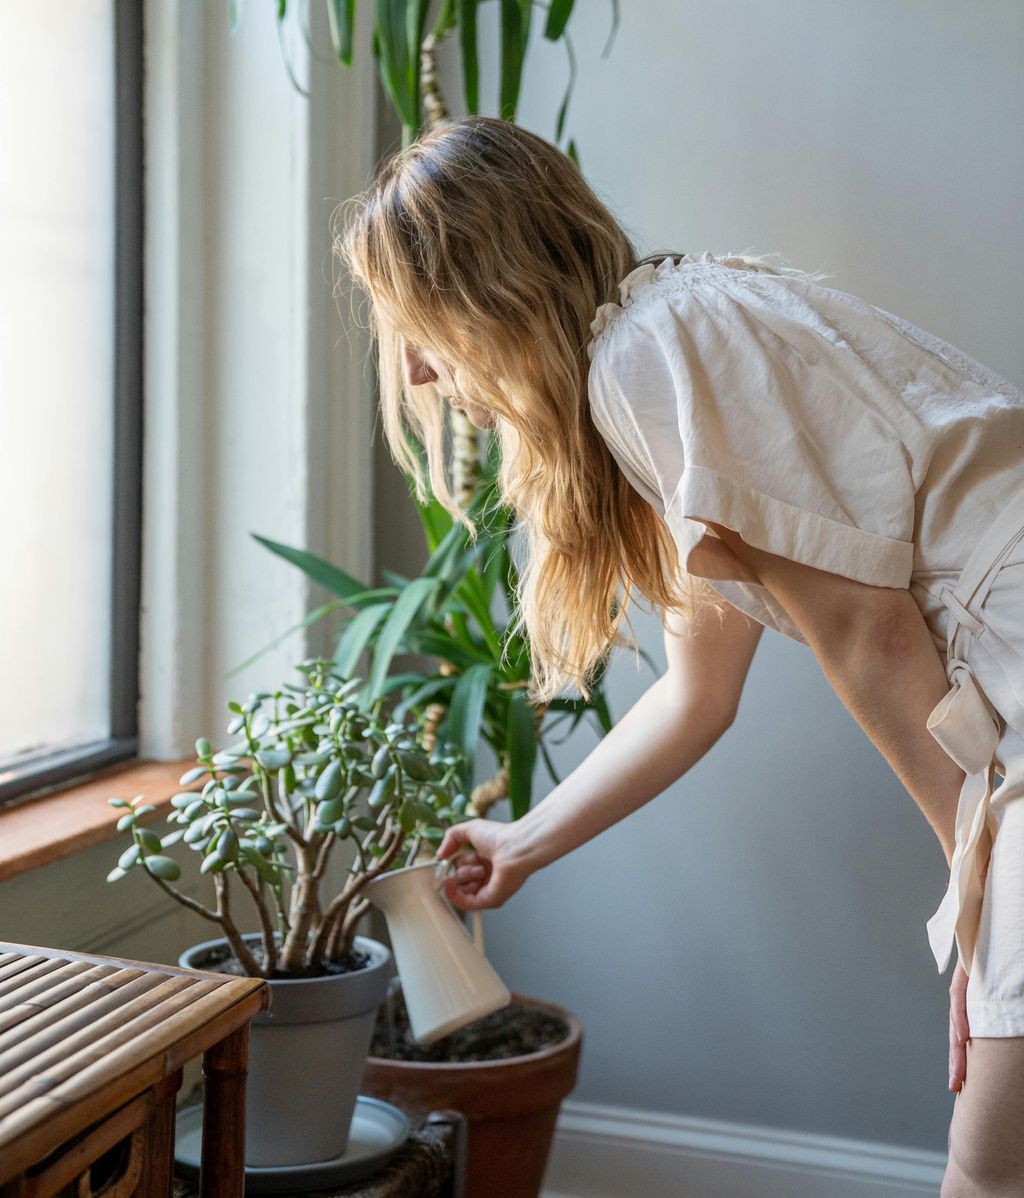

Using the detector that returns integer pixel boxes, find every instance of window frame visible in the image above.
[1,0,144,809]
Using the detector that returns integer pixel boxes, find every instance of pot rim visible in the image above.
[366,991,583,1071]
[179,931,391,986]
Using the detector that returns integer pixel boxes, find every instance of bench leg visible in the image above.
[137,1071,181,1197]
[199,1026,249,1198]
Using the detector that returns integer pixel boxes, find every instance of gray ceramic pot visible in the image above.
[179,933,392,1167]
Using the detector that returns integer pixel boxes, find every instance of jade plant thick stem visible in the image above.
[106,658,469,978]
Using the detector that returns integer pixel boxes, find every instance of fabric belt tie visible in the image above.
[919,486,1024,976]
[924,652,1000,974]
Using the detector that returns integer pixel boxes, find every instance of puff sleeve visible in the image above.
[586,271,917,587]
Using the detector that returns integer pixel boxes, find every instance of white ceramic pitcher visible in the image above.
[365,854,511,1044]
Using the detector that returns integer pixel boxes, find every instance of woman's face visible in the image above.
[401,339,497,430]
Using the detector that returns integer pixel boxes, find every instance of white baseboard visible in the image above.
[542,1100,946,1198]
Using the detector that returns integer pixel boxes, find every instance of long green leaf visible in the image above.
[554,24,577,142]
[505,688,537,820]
[538,735,563,787]
[334,602,391,676]
[454,0,480,113]
[416,630,492,668]
[479,528,510,607]
[393,675,456,720]
[453,570,503,659]
[441,663,491,793]
[377,670,429,694]
[371,0,428,132]
[588,689,614,735]
[422,518,472,582]
[251,533,377,605]
[499,0,531,121]
[325,0,356,65]
[364,576,440,703]
[543,0,573,39]
[415,493,454,553]
[430,0,456,37]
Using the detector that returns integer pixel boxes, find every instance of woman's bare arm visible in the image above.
[435,594,763,906]
[506,597,763,871]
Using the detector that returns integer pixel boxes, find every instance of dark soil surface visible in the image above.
[189,942,370,980]
[369,982,572,1063]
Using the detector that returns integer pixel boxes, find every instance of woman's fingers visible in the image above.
[442,872,500,910]
[948,960,970,1092]
[435,825,475,860]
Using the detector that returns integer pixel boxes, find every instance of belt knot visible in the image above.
[927,660,1000,776]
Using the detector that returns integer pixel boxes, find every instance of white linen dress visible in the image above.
[586,251,1024,1035]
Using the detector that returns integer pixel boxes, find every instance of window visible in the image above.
[0,0,143,806]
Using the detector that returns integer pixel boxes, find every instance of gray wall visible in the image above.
[372,0,1024,1152]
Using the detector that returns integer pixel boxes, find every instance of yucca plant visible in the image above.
[105,658,469,978]
[239,0,621,153]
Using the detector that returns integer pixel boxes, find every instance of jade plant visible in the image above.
[105,658,468,979]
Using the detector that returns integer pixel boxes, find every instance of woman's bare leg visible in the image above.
[942,1037,1024,1196]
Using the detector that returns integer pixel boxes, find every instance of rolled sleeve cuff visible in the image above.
[665,465,915,588]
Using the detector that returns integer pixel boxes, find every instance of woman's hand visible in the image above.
[949,960,969,1093]
[948,823,994,1093]
[433,819,534,911]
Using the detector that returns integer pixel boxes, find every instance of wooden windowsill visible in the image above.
[0,758,195,883]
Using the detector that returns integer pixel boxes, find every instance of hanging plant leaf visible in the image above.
[372,0,429,133]
[543,0,573,39]
[499,0,532,122]
[454,0,481,113]
[325,0,356,65]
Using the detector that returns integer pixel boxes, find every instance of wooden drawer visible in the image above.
[12,1072,180,1198]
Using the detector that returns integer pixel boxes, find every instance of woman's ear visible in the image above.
[401,338,439,387]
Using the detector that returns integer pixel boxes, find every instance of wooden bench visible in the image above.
[0,941,269,1197]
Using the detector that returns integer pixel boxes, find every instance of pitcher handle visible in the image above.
[435,851,487,955]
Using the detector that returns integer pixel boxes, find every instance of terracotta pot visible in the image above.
[360,992,583,1198]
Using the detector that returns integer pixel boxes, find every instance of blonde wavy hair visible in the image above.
[334,116,829,703]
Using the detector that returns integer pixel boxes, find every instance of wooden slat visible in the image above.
[0,958,47,986]
[0,958,95,1006]
[0,970,150,1061]
[0,965,123,1033]
[32,983,242,1108]
[0,980,225,1155]
[0,942,246,984]
[0,976,204,1113]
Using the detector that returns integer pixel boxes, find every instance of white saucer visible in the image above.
[174,1095,410,1193]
